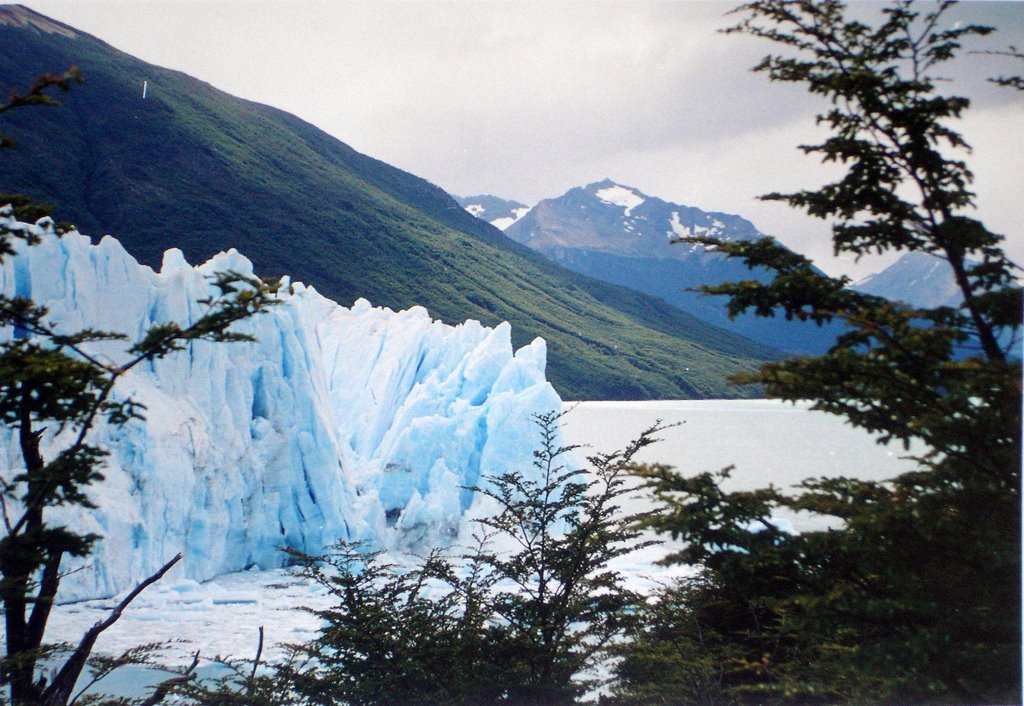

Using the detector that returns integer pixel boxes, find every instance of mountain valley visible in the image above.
[0,5,779,401]
[459,180,965,354]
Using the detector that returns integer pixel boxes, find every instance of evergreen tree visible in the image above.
[614,2,1022,703]
[270,543,511,706]
[466,411,659,705]
[0,71,281,706]
[182,413,661,706]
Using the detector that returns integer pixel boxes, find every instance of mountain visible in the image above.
[849,253,1022,357]
[0,5,779,400]
[500,180,838,354]
[454,194,530,230]
[853,251,962,308]
[2,209,561,599]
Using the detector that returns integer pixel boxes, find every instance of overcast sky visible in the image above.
[21,0,1024,278]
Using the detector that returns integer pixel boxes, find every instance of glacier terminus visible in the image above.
[0,208,562,601]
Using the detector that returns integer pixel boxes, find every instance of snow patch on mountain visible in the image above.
[490,206,531,231]
[454,195,531,231]
[666,211,727,245]
[667,211,692,239]
[594,184,645,216]
[0,209,561,601]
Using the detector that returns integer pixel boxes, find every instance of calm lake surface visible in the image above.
[561,399,916,491]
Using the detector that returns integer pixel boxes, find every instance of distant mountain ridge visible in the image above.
[853,251,963,308]
[460,183,965,328]
[455,194,530,230]
[457,182,970,354]
[0,5,779,400]
[483,180,839,355]
[508,179,762,259]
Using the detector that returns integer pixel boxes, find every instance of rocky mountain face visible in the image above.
[506,180,760,257]
[494,180,838,355]
[853,251,963,308]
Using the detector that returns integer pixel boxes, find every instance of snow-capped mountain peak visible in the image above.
[495,180,839,355]
[500,179,762,261]
[593,182,645,217]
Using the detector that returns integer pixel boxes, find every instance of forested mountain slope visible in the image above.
[0,5,780,399]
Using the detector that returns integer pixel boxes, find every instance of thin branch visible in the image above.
[0,68,82,117]
[248,626,265,697]
[136,650,201,706]
[40,553,183,705]
[0,493,12,533]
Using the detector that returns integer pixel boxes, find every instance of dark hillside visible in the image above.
[0,5,780,399]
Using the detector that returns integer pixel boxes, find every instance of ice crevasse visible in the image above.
[0,210,562,600]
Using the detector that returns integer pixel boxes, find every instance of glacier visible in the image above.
[0,208,562,601]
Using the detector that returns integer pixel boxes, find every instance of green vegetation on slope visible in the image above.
[0,7,780,399]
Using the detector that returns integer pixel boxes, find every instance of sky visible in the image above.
[19,0,1024,279]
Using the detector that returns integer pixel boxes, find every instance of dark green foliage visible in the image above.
[0,7,779,400]
[466,411,660,704]
[280,544,513,706]
[610,575,772,706]
[613,2,1022,704]
[173,546,521,706]
[622,452,1020,703]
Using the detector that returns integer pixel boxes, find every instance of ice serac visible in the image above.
[0,210,561,601]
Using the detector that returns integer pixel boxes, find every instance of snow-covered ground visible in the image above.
[45,399,917,669]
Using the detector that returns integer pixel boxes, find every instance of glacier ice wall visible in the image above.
[0,212,561,600]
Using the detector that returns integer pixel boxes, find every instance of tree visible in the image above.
[0,72,281,705]
[609,575,745,706]
[617,1,1022,703]
[180,412,662,706]
[466,411,660,705]
[269,543,511,706]
[173,541,523,706]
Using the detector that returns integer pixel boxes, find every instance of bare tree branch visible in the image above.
[248,626,265,697]
[40,553,183,705]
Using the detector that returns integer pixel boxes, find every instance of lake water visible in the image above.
[560,399,916,491]
[558,399,920,591]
